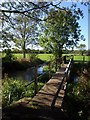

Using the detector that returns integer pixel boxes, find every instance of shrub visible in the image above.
[66,63,90,120]
[2,77,45,108]
[2,78,26,107]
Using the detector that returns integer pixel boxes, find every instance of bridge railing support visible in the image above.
[62,57,73,90]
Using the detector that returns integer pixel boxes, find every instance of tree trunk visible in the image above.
[23,50,26,59]
[58,47,62,58]
[23,41,26,58]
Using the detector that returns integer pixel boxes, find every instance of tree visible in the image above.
[1,2,41,58]
[39,6,84,59]
[12,14,38,58]
[0,2,58,58]
[77,43,86,56]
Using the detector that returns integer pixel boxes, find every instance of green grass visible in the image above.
[37,54,54,61]
[14,53,54,61]
[14,53,54,62]
[1,53,90,62]
[74,55,90,61]
[14,53,30,60]
[2,78,45,107]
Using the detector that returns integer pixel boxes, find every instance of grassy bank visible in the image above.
[2,53,90,74]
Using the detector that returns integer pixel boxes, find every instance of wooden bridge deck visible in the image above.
[32,64,67,109]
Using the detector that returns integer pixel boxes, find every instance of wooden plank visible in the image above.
[32,64,68,108]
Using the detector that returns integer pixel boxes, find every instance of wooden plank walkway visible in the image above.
[32,64,67,109]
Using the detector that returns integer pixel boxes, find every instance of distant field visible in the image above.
[13,53,53,61]
[37,54,54,61]
[12,54,90,62]
[1,53,90,62]
[14,53,30,59]
[74,55,90,61]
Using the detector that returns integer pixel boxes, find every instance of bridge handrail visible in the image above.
[51,58,73,108]
[25,57,73,97]
[24,71,48,88]
[63,58,73,81]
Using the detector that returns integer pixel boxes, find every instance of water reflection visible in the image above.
[73,75,79,83]
[8,65,45,81]
[37,66,44,75]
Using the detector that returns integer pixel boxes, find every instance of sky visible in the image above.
[0,0,89,50]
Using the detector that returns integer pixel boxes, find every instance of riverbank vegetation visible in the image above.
[2,51,90,78]
[64,62,90,120]
[2,71,52,108]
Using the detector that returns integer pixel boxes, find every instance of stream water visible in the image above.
[6,64,45,81]
[71,74,79,83]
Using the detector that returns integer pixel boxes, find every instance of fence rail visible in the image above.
[62,57,73,90]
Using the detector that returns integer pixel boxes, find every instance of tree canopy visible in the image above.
[39,5,85,58]
[0,1,86,58]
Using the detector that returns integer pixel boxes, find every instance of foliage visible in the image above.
[29,53,37,63]
[66,63,90,120]
[77,44,86,55]
[2,78,26,107]
[3,49,15,62]
[2,77,45,108]
[1,2,86,59]
[39,6,85,58]
[1,2,41,58]
[37,54,54,62]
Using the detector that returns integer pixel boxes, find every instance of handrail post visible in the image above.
[48,61,51,79]
[34,65,38,95]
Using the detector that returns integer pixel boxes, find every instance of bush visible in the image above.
[2,77,45,108]
[66,62,90,120]
[2,78,25,107]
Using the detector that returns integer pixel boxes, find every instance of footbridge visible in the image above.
[3,57,73,120]
[32,57,73,109]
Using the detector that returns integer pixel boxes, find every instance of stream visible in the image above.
[5,64,46,81]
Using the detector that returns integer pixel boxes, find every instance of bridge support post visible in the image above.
[34,65,38,95]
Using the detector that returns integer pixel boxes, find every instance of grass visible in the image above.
[2,77,45,108]
[74,55,90,61]
[1,52,90,62]
[13,54,90,62]
[37,54,54,61]
[13,53,53,61]
[14,53,54,62]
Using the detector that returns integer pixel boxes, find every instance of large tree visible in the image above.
[12,14,38,58]
[39,5,85,58]
[1,2,43,58]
